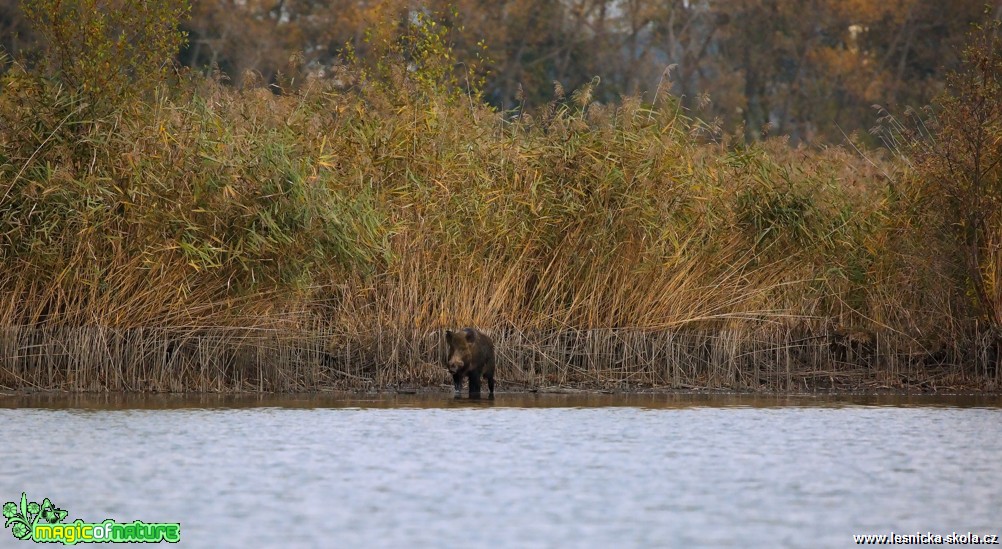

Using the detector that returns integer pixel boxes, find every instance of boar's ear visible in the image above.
[464,328,476,342]
[445,329,453,343]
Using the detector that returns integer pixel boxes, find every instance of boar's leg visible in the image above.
[452,371,465,393]
[468,371,482,398]
[485,373,495,397]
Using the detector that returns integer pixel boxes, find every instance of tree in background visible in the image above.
[917,19,1002,330]
[1,0,998,142]
[0,0,35,58]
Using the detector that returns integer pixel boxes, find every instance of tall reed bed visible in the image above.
[0,10,996,392]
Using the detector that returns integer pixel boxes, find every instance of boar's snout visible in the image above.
[447,354,465,373]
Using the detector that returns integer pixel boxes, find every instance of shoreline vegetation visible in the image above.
[1,2,1001,394]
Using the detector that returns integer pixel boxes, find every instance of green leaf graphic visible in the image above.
[3,493,31,540]
[5,493,70,539]
[1,502,16,520]
[10,521,29,539]
[39,499,67,524]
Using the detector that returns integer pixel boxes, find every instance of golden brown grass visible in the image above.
[0,10,998,393]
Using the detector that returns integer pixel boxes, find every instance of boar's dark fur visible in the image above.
[444,328,496,398]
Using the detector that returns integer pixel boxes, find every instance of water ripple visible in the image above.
[1,400,1000,548]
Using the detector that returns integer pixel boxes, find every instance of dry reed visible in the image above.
[0,8,998,393]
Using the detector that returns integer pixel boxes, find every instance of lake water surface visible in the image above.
[2,393,1000,548]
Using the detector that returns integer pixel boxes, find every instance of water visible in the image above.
[2,393,1001,548]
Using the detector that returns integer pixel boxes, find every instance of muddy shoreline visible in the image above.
[4,384,1002,411]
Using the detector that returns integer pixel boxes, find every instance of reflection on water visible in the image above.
[3,391,1001,410]
[2,393,1001,548]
